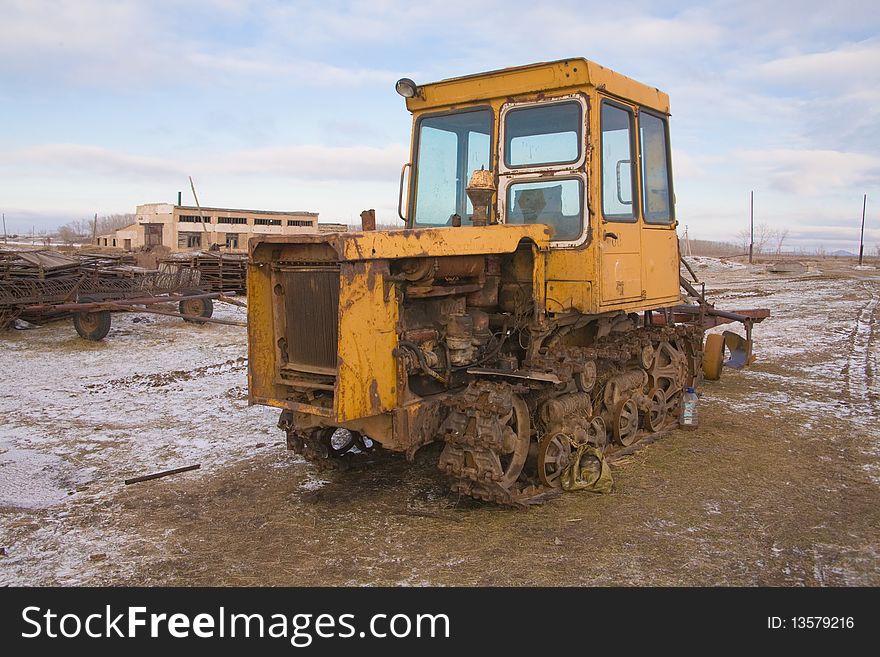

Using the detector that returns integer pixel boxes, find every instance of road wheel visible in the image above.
[612,398,640,446]
[703,333,725,381]
[73,296,111,341]
[179,294,214,323]
[642,387,668,432]
[537,432,572,489]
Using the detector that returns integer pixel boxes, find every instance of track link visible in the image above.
[438,380,558,507]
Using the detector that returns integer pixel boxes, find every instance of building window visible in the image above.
[217,216,247,225]
[287,219,312,227]
[178,232,202,248]
[179,214,211,223]
[112,239,117,247]
[254,218,282,226]
[226,233,239,249]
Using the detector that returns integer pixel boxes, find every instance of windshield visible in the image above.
[411,108,492,227]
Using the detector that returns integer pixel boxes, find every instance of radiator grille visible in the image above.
[281,265,340,373]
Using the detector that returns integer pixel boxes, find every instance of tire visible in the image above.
[702,333,724,381]
[179,294,214,323]
[73,296,111,341]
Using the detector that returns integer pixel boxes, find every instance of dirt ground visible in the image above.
[1,257,878,586]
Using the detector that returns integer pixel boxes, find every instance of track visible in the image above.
[842,282,879,418]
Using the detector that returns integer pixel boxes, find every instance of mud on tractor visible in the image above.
[247,58,768,506]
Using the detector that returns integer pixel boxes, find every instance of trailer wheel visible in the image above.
[73,297,111,341]
[179,294,214,323]
[702,333,725,381]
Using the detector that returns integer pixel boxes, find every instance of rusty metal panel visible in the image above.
[338,224,550,261]
[335,260,398,422]
[247,246,287,405]
[546,281,592,314]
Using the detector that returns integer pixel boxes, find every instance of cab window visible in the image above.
[504,101,581,168]
[601,102,636,221]
[412,108,492,227]
[639,112,673,224]
[506,178,583,241]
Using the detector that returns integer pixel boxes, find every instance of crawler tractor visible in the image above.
[247,58,768,506]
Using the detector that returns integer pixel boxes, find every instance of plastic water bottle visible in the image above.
[680,387,699,430]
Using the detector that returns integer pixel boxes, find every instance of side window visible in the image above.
[413,126,458,225]
[504,101,581,168]
[601,102,636,221]
[640,112,673,224]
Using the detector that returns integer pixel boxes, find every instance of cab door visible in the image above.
[598,99,642,305]
[637,109,680,302]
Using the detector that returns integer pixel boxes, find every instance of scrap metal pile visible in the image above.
[0,249,201,328]
[160,251,247,294]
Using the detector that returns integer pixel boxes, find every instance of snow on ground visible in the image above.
[699,265,880,480]
[0,301,281,584]
[682,255,748,273]
[1,259,878,585]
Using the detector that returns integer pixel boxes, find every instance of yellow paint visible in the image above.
[406,58,669,114]
[641,227,681,302]
[246,259,286,405]
[546,280,592,314]
[342,224,551,260]
[335,260,399,422]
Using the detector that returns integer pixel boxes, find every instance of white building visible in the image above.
[98,203,320,252]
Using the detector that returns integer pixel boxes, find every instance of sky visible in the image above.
[0,0,878,252]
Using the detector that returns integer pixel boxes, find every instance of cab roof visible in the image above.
[404,58,670,114]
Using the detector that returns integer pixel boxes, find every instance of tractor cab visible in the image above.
[396,58,681,313]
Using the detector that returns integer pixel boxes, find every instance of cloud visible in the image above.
[1,144,185,179]
[0,141,408,183]
[755,38,880,93]
[735,149,880,195]
[217,143,408,180]
[0,0,398,89]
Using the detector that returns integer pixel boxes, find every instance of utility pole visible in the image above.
[2,213,6,244]
[189,176,211,248]
[858,194,867,266]
[749,190,754,264]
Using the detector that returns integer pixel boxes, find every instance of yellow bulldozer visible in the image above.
[247,58,768,505]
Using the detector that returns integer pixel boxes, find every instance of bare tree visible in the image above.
[98,213,135,234]
[736,228,751,254]
[754,222,773,255]
[53,218,92,244]
[774,228,789,256]
[56,224,85,245]
[54,213,135,245]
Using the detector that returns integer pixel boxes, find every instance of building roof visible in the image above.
[173,205,318,217]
